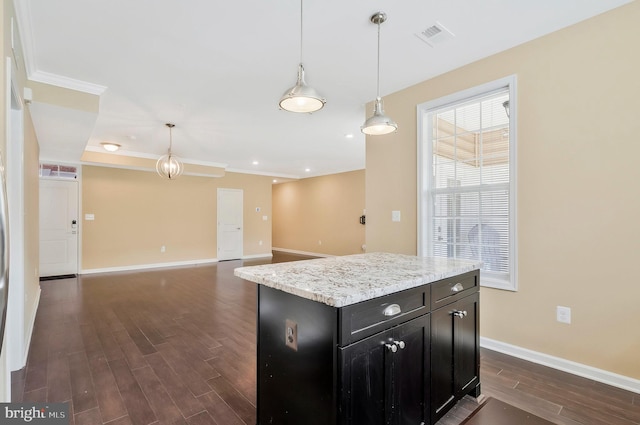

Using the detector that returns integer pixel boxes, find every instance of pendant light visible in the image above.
[156,123,184,180]
[278,0,325,113]
[361,12,398,136]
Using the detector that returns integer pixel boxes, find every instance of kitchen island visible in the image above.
[234,252,482,425]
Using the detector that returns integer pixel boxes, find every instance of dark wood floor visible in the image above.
[12,252,640,425]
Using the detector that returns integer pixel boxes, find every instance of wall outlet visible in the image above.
[160,245,166,253]
[556,306,571,324]
[285,319,298,351]
[392,210,401,222]
[259,240,263,246]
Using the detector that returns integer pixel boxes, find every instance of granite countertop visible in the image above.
[234,252,481,307]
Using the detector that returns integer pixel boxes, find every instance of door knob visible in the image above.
[385,343,398,353]
[393,340,405,349]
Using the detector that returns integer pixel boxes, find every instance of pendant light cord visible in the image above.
[299,0,304,64]
[166,123,175,154]
[376,19,381,98]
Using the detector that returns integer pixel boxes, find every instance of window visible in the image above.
[39,163,78,179]
[418,76,517,290]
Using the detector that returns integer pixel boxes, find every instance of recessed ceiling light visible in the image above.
[345,133,354,139]
[273,179,278,183]
[101,142,120,152]
[127,135,137,140]
[252,161,259,165]
[305,168,311,172]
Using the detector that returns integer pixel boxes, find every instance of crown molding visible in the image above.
[12,0,37,76]
[29,70,107,95]
[83,146,228,168]
[12,0,107,95]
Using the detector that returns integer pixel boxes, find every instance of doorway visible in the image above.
[39,179,79,277]
[217,188,243,261]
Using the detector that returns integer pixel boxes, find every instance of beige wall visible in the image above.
[366,2,640,379]
[22,111,40,357]
[82,166,272,270]
[273,170,365,256]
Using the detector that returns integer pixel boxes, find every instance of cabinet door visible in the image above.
[430,305,455,422]
[430,292,481,424]
[340,329,393,425]
[392,314,430,425]
[454,292,480,397]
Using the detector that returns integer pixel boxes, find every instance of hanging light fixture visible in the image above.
[156,123,184,180]
[278,0,325,113]
[361,12,397,136]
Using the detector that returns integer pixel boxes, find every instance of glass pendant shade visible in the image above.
[156,152,184,180]
[156,123,184,180]
[279,64,325,113]
[361,97,397,136]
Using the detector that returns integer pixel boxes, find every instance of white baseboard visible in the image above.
[480,337,640,394]
[81,253,277,275]
[21,286,41,369]
[81,258,218,275]
[272,247,334,258]
[241,253,273,260]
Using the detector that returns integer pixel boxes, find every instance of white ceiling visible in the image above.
[17,0,632,179]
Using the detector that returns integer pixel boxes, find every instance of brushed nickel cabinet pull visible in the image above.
[453,310,468,318]
[383,304,402,316]
[451,283,464,293]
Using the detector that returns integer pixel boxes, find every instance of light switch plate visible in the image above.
[392,210,401,222]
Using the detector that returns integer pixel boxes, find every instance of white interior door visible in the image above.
[217,188,243,261]
[39,179,79,277]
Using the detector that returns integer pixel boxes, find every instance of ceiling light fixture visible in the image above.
[101,142,120,152]
[278,0,325,113]
[156,123,184,180]
[361,12,398,136]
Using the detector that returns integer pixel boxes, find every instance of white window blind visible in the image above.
[419,77,517,290]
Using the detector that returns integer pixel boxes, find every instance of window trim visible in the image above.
[417,75,518,291]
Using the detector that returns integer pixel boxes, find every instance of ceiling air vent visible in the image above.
[415,21,455,47]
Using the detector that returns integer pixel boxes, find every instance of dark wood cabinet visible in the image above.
[430,277,480,424]
[339,314,430,425]
[255,270,479,425]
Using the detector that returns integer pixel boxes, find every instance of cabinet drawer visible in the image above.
[339,285,429,346]
[431,271,479,310]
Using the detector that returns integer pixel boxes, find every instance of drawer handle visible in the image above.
[453,310,468,318]
[451,283,464,293]
[383,304,402,316]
